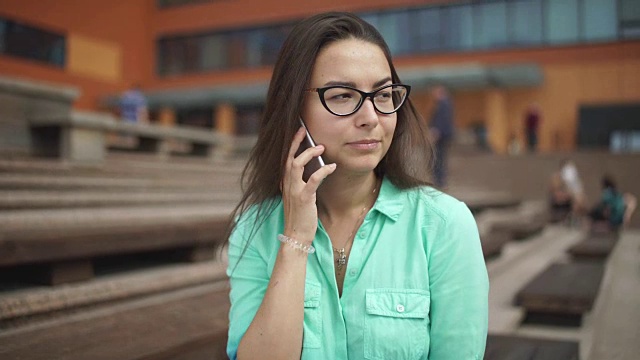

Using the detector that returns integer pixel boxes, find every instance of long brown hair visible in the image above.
[226,12,432,249]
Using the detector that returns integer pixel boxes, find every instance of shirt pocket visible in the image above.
[302,281,322,349]
[364,288,430,360]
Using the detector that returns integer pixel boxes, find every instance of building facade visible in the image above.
[1,0,639,152]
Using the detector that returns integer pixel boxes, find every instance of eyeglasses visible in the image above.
[304,84,411,117]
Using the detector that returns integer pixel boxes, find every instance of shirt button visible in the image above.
[359,232,367,238]
[396,304,405,313]
[349,269,357,276]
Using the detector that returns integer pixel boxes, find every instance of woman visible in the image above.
[226,12,488,360]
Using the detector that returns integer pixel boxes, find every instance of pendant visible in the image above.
[335,248,347,271]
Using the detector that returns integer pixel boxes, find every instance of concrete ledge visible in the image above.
[28,111,234,164]
[587,230,640,360]
[0,75,79,103]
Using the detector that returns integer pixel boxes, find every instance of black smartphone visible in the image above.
[295,118,325,182]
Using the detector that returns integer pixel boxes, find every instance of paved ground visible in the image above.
[486,224,640,360]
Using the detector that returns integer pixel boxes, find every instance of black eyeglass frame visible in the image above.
[304,83,412,117]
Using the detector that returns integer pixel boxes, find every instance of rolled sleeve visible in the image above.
[427,201,489,359]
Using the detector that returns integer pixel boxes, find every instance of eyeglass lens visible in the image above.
[323,85,407,115]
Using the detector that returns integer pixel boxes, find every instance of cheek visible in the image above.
[384,117,398,139]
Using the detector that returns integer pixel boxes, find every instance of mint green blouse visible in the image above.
[227,177,489,359]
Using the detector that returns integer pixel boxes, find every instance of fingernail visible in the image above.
[316,145,324,149]
[330,163,337,169]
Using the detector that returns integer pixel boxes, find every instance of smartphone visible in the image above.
[295,118,325,182]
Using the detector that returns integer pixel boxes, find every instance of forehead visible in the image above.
[310,38,391,87]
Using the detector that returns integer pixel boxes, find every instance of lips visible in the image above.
[348,139,380,145]
[346,139,381,150]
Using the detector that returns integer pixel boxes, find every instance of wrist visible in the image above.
[278,234,315,254]
[283,228,315,246]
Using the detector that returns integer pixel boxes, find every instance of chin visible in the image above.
[339,158,382,174]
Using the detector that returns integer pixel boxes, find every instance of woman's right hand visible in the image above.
[281,127,336,245]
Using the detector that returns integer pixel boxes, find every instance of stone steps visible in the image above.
[0,281,229,360]
[0,204,234,284]
[0,190,241,210]
[0,173,239,191]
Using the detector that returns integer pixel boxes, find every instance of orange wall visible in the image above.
[448,57,640,153]
[1,0,639,152]
[0,0,153,109]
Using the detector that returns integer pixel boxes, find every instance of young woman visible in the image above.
[226,12,488,360]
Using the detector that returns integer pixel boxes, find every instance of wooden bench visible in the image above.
[567,233,618,261]
[451,189,521,214]
[477,219,512,259]
[0,204,234,285]
[28,111,233,164]
[0,260,227,325]
[0,190,241,210]
[548,206,570,223]
[491,201,548,240]
[0,173,239,192]
[0,276,230,360]
[515,262,605,326]
[485,335,579,360]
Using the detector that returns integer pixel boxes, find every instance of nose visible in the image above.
[354,98,379,128]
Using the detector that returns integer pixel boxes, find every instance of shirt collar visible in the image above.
[371,177,406,221]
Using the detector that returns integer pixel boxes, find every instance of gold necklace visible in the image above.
[332,181,379,274]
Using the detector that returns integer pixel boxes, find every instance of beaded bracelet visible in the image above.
[277,234,316,254]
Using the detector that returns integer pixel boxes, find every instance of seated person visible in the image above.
[549,171,572,212]
[589,176,637,230]
[549,160,587,219]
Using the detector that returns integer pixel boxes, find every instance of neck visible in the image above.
[317,171,379,221]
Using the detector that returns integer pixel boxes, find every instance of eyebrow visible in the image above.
[322,77,393,89]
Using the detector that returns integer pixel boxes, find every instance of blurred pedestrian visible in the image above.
[119,84,148,124]
[524,103,541,152]
[429,84,454,188]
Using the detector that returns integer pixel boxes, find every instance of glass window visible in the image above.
[510,0,543,46]
[414,7,441,52]
[442,5,474,50]
[0,18,65,67]
[377,12,402,55]
[545,0,579,44]
[260,24,291,66]
[393,11,412,55]
[226,32,247,68]
[475,2,508,48]
[0,19,5,52]
[360,13,380,30]
[245,29,263,68]
[158,37,187,75]
[582,0,617,41]
[200,34,226,70]
[157,0,218,9]
[620,0,640,39]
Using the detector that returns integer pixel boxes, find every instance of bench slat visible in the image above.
[0,283,229,360]
[0,205,233,266]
